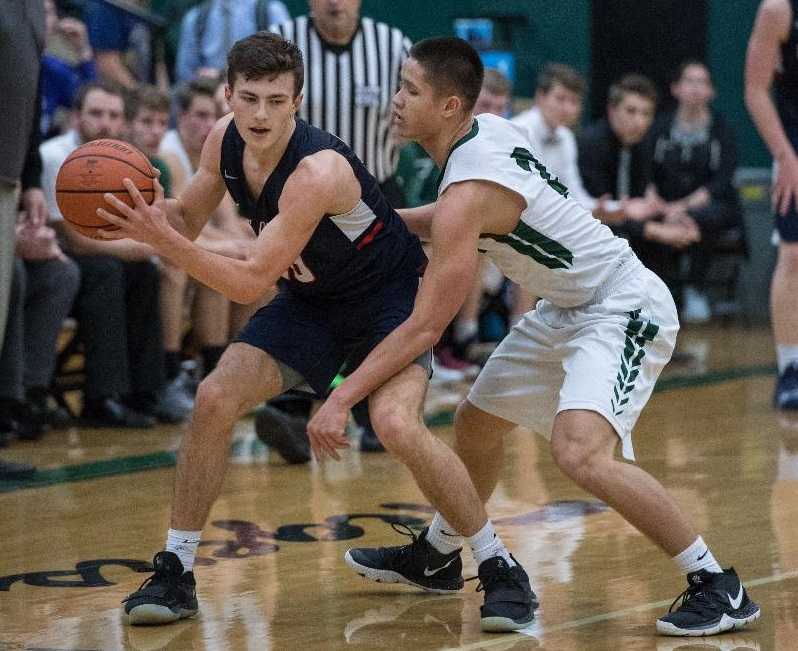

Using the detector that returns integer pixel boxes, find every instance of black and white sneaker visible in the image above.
[476,556,538,632]
[122,551,198,625]
[657,568,760,636]
[254,404,311,464]
[774,362,798,410]
[344,524,464,593]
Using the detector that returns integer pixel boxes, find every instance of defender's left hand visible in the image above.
[97,177,171,248]
[307,397,351,461]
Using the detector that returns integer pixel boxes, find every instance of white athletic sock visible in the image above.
[454,319,478,343]
[426,513,463,555]
[776,345,798,374]
[673,536,722,575]
[468,520,514,566]
[166,528,202,572]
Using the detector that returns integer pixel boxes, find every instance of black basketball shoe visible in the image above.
[254,404,311,464]
[345,524,464,593]
[656,568,760,636]
[476,556,538,632]
[122,551,198,625]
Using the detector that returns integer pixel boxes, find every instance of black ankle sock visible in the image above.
[201,346,225,378]
[165,351,182,381]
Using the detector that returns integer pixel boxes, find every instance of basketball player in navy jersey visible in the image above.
[99,32,534,631]
[746,0,798,409]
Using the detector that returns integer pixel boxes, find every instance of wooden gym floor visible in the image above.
[0,324,796,650]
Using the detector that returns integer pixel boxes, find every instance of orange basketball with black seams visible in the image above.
[55,139,156,239]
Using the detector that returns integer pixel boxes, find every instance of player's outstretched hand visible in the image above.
[97,177,171,248]
[307,397,351,461]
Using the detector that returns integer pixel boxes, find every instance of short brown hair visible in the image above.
[482,68,512,97]
[608,73,658,107]
[72,81,125,113]
[227,31,304,97]
[125,85,170,121]
[175,77,218,113]
[536,63,585,96]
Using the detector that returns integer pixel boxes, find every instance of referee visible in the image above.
[253,1,412,455]
[271,0,411,207]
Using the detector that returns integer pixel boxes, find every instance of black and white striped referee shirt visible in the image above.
[271,15,411,184]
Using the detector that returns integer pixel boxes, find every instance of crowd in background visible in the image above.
[0,0,747,477]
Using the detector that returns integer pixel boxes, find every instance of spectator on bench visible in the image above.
[646,61,744,322]
[83,0,168,90]
[41,0,97,139]
[0,202,80,442]
[159,78,257,387]
[578,73,700,295]
[175,0,290,84]
[41,81,182,428]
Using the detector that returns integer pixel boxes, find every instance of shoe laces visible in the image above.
[122,555,184,603]
[385,522,433,566]
[667,582,715,615]
[472,556,524,594]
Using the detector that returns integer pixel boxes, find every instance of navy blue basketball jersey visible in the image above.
[220,118,426,301]
[775,0,798,126]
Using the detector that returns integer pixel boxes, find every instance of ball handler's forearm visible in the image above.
[163,197,204,242]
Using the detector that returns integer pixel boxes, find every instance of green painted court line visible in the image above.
[0,451,176,494]
[0,364,777,494]
[654,363,775,393]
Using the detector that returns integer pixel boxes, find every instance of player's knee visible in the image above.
[193,376,235,423]
[550,430,603,484]
[370,403,421,453]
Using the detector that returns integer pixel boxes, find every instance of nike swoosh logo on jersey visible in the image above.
[728,584,744,610]
[697,550,708,561]
[223,170,238,180]
[423,557,457,576]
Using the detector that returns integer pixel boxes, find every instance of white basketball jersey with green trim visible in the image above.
[437,113,634,308]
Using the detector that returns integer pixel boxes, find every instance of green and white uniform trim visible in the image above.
[612,310,660,417]
[437,113,633,309]
[441,116,680,460]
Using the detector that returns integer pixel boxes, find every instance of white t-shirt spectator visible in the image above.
[512,106,619,212]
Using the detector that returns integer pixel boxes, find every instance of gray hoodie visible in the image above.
[0,0,45,186]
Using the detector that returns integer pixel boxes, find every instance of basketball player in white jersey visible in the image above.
[308,37,761,637]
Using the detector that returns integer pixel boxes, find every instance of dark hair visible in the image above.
[72,81,125,112]
[674,59,711,84]
[482,68,512,97]
[226,31,304,97]
[125,85,170,121]
[175,77,218,113]
[410,37,484,112]
[608,73,658,107]
[537,63,585,96]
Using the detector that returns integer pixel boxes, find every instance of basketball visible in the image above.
[55,139,157,239]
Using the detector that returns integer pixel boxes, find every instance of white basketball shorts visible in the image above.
[467,258,678,460]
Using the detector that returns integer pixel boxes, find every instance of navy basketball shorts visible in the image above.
[775,126,798,242]
[235,271,430,397]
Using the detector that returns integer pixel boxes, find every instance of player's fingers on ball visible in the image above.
[98,228,123,239]
[96,207,126,226]
[102,194,137,219]
[123,178,149,209]
[153,176,165,201]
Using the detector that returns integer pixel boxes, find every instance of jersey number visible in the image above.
[511,147,569,197]
[282,256,316,283]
